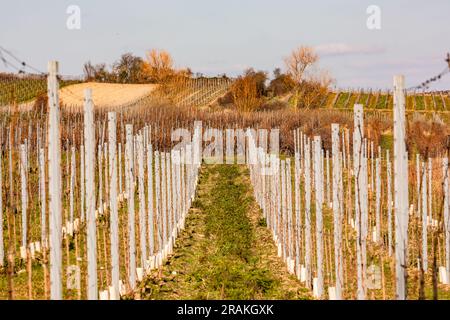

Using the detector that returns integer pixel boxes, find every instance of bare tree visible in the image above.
[82,62,113,82]
[284,46,319,84]
[143,49,175,83]
[83,62,96,81]
[284,46,333,109]
[113,53,145,83]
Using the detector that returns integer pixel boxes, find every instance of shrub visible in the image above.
[231,75,262,112]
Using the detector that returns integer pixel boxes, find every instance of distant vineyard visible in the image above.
[161,77,233,107]
[323,90,450,112]
[0,73,81,107]
[3,73,450,113]
[159,79,450,111]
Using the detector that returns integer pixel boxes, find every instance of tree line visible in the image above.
[83,46,334,111]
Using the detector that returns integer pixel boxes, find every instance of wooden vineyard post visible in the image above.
[165,152,172,255]
[225,129,234,164]
[39,145,49,298]
[20,144,28,251]
[286,158,294,273]
[341,131,346,171]
[69,146,76,226]
[0,136,3,268]
[177,147,183,232]
[332,124,343,299]
[314,136,324,298]
[171,150,179,243]
[428,158,432,225]
[362,139,368,280]
[137,133,147,269]
[393,75,409,300]
[294,146,301,278]
[375,152,381,243]
[280,159,287,262]
[443,158,450,283]
[304,139,312,289]
[326,150,331,208]
[154,151,161,265]
[147,143,155,259]
[387,150,393,256]
[161,152,167,259]
[7,126,16,300]
[108,112,120,299]
[416,154,421,217]
[84,88,97,300]
[20,143,32,299]
[47,61,63,300]
[125,124,136,290]
[183,146,190,226]
[422,162,428,271]
[170,150,176,241]
[98,145,103,215]
[80,145,85,223]
[353,104,367,300]
[370,141,374,191]
[321,149,325,205]
[269,154,276,239]
[118,143,123,197]
[104,143,109,215]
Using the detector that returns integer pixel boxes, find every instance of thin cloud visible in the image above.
[315,43,385,57]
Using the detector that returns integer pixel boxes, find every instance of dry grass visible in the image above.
[139,165,311,300]
[59,82,158,110]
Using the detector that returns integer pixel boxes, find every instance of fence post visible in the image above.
[332,124,343,299]
[387,150,393,256]
[98,145,103,215]
[416,154,421,216]
[118,143,123,197]
[427,159,432,224]
[161,152,167,258]
[126,124,136,290]
[393,75,409,300]
[294,146,301,278]
[69,146,76,226]
[171,150,178,239]
[375,151,381,243]
[166,152,173,254]
[137,133,147,269]
[20,144,28,249]
[147,144,155,258]
[108,112,119,299]
[47,61,63,300]
[0,139,3,267]
[353,103,366,300]
[314,136,324,298]
[326,150,331,208]
[443,158,450,283]
[80,145,85,223]
[280,159,287,261]
[304,139,312,289]
[286,158,294,273]
[84,88,97,300]
[154,151,162,263]
[421,162,428,271]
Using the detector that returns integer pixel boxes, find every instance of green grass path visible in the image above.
[138,165,311,300]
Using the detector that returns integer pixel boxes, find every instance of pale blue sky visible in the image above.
[1,0,449,89]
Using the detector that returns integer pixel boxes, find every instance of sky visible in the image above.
[1,0,450,90]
